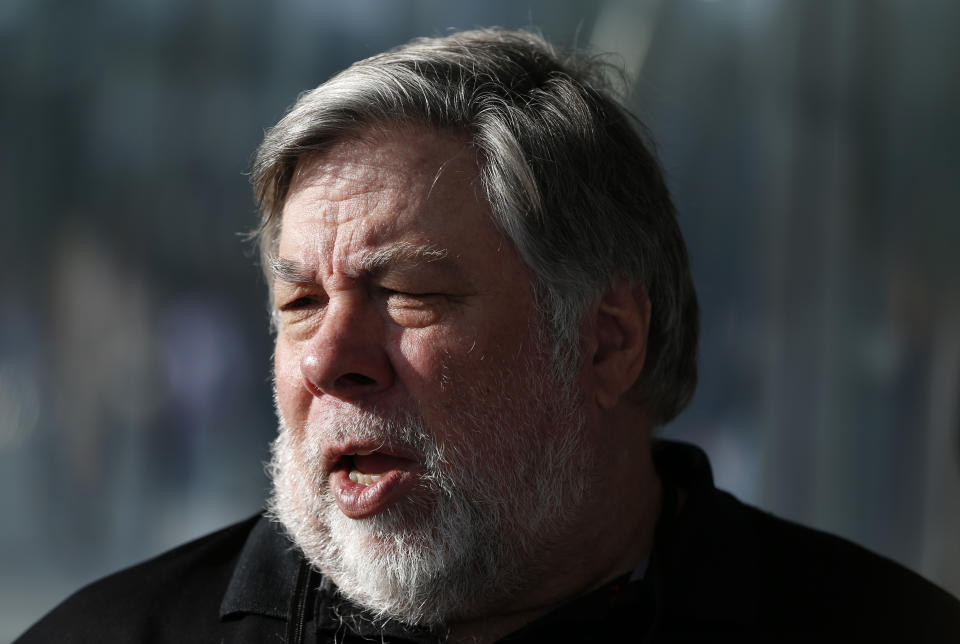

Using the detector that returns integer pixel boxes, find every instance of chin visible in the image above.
[268,418,509,626]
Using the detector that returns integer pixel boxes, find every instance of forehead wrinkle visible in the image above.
[274,240,458,291]
[281,129,486,289]
[292,143,423,205]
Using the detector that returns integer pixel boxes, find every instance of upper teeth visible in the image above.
[349,471,382,486]
[351,450,374,456]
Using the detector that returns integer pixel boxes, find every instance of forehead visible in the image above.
[289,128,468,212]
[277,126,512,273]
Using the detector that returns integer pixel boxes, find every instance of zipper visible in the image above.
[286,561,314,644]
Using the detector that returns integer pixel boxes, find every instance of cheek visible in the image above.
[392,326,460,384]
[392,322,517,398]
[399,325,519,410]
[273,338,307,418]
[274,336,297,380]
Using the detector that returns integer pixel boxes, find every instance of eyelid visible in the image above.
[280,295,315,310]
[378,286,456,307]
[276,288,327,311]
[381,287,441,297]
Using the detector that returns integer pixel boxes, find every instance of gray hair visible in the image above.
[251,28,699,426]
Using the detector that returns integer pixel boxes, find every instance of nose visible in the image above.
[300,294,394,402]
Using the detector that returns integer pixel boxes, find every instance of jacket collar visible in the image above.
[650,439,760,630]
[219,516,302,620]
[218,516,440,641]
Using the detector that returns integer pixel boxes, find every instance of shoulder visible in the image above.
[651,441,960,641]
[16,514,262,644]
[722,491,959,637]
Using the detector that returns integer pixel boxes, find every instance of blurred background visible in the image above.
[2,0,959,638]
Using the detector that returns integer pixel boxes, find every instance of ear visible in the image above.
[589,278,651,409]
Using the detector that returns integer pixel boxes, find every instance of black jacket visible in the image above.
[17,441,960,642]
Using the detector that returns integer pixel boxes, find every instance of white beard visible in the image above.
[267,351,594,627]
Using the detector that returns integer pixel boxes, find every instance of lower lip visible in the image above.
[330,466,421,519]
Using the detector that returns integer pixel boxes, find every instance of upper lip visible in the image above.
[321,440,421,470]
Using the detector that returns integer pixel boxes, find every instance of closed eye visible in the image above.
[381,289,445,304]
[279,295,323,311]
[377,288,451,328]
[384,288,440,298]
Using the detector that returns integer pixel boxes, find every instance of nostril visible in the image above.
[337,373,376,387]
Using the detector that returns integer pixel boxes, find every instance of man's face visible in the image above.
[269,126,597,625]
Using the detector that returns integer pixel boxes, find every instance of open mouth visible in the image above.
[329,448,422,519]
[343,450,412,485]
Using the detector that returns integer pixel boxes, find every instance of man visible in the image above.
[18,28,960,643]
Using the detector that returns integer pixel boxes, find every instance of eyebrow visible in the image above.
[269,257,315,285]
[356,241,450,273]
[269,242,452,285]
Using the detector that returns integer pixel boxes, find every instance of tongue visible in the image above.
[353,453,410,475]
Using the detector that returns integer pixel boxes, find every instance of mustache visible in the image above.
[284,405,444,473]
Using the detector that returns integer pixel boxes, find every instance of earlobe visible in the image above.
[591,279,651,409]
